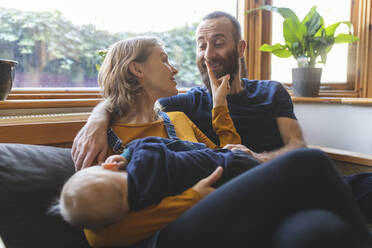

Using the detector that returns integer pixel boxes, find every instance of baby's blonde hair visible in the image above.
[99,37,163,122]
[59,166,128,229]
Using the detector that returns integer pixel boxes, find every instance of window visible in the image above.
[241,0,372,97]
[271,0,351,84]
[0,0,236,90]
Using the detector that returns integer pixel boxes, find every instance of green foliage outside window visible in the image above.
[0,8,201,88]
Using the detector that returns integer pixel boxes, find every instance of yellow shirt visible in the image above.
[84,105,240,247]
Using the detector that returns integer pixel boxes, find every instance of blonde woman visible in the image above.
[80,36,241,245]
[77,37,371,248]
[95,37,239,148]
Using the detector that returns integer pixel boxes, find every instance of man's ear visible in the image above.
[237,40,246,58]
[129,62,144,78]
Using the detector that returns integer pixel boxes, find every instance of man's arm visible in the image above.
[71,99,112,170]
[224,117,305,163]
[253,117,306,162]
[256,82,305,162]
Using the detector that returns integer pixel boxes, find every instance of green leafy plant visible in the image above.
[246,5,359,67]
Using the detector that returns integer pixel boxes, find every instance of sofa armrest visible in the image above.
[0,143,89,248]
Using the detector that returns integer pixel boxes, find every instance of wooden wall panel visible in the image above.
[0,121,86,147]
[353,0,372,97]
[243,0,273,80]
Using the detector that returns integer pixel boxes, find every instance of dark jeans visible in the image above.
[345,172,372,223]
[272,209,357,248]
[155,148,372,248]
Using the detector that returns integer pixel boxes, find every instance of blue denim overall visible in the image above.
[107,112,207,158]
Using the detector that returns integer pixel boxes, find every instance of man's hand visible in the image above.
[223,144,270,163]
[71,120,109,171]
[205,61,230,108]
[192,167,223,198]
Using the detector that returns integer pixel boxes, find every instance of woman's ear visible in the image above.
[129,62,144,78]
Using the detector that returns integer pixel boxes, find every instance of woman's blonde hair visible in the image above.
[98,36,163,121]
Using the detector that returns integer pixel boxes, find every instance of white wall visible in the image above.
[293,103,372,154]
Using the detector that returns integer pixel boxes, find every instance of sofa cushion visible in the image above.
[0,143,89,248]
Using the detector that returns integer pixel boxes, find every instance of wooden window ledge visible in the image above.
[309,145,372,167]
[0,99,102,109]
[292,97,372,105]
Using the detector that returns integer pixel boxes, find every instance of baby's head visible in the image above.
[58,166,129,229]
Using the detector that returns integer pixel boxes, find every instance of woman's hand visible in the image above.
[205,61,230,108]
[192,167,223,198]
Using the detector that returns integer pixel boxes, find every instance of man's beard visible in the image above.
[198,48,240,93]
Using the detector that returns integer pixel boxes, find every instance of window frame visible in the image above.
[4,0,372,101]
[238,0,372,97]
[8,88,102,100]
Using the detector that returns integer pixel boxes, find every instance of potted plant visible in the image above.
[0,59,18,100]
[246,5,359,97]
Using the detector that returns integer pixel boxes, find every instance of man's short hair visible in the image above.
[202,11,242,43]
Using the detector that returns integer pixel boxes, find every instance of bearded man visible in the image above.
[72,11,305,170]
